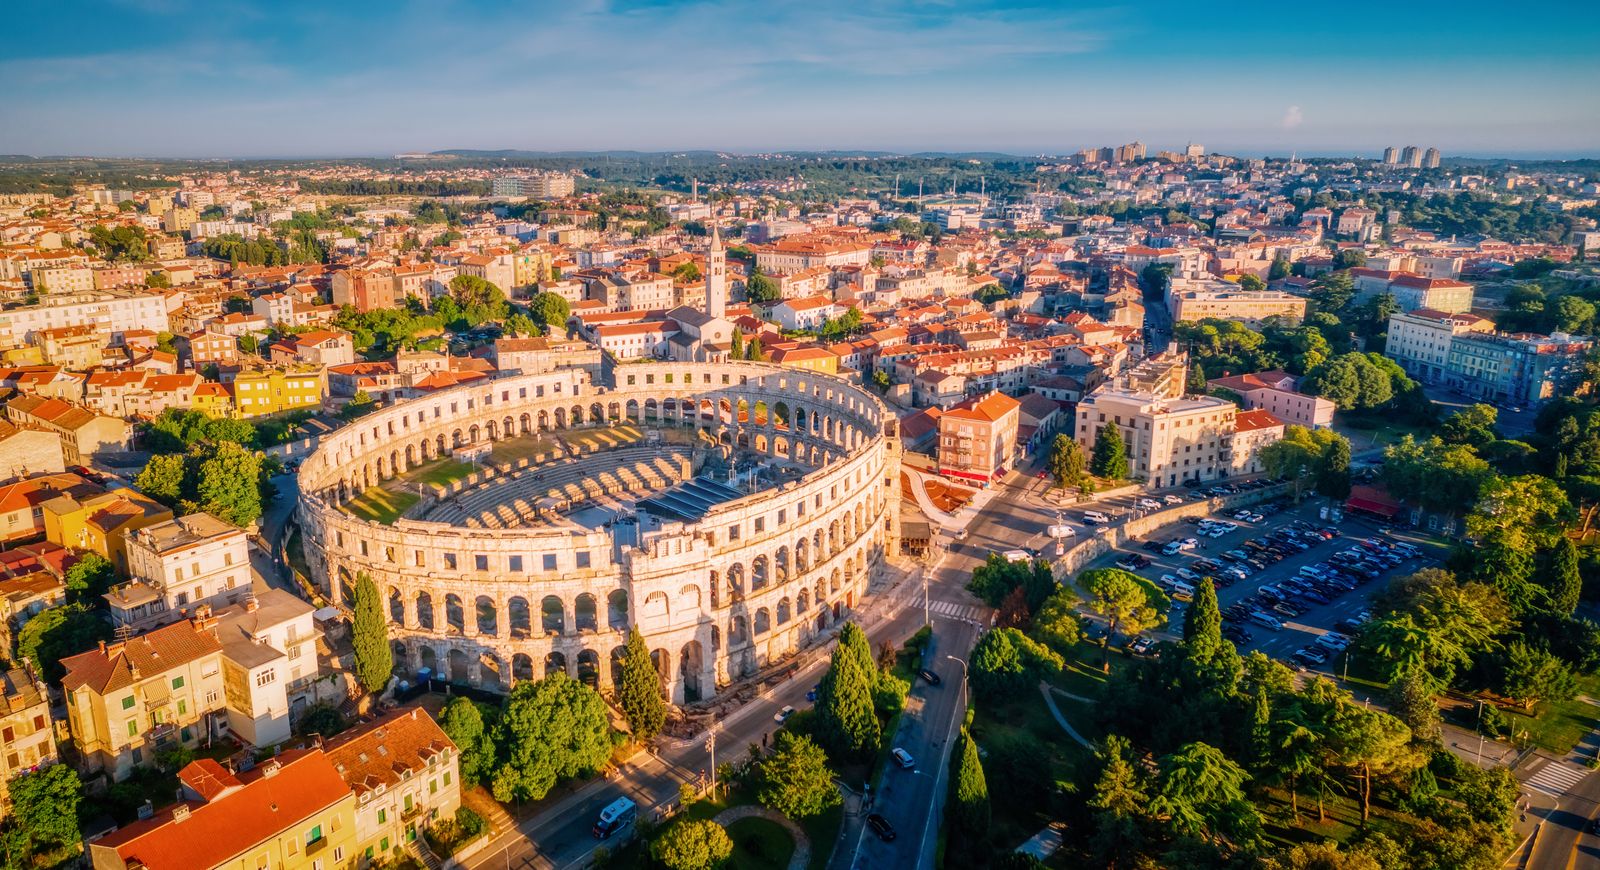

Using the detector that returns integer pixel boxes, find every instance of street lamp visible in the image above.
[947,654,969,720]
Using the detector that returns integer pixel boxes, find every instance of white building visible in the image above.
[108,512,253,630]
[1384,308,1496,383]
[0,290,170,346]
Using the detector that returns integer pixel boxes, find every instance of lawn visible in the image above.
[725,817,796,870]
[680,793,837,870]
[1503,671,1600,755]
[408,458,478,487]
[969,683,1094,850]
[1049,639,1133,700]
[341,486,420,524]
[489,434,563,465]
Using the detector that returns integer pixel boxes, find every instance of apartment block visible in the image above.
[937,391,1021,485]
[324,707,462,862]
[1384,308,1495,383]
[109,512,251,630]
[0,669,57,818]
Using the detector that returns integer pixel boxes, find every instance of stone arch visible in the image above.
[644,398,659,421]
[475,595,498,636]
[590,402,605,424]
[607,401,621,421]
[512,653,535,682]
[541,595,565,634]
[678,584,702,612]
[797,588,810,613]
[775,546,790,582]
[680,640,705,703]
[610,646,628,687]
[336,567,356,609]
[415,592,435,630]
[727,563,746,600]
[828,520,839,557]
[751,555,769,591]
[731,614,748,645]
[480,655,503,691]
[419,645,438,676]
[554,407,568,429]
[509,596,531,637]
[754,608,771,635]
[608,590,629,630]
[577,649,601,688]
[545,651,567,677]
[444,594,465,634]
[650,649,670,686]
[575,594,598,632]
[448,648,470,683]
[388,587,404,626]
[795,537,810,572]
[830,568,841,594]
[777,597,792,624]
[625,399,640,422]
[518,412,531,434]
[642,591,670,623]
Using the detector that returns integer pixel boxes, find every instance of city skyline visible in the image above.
[4,0,1597,159]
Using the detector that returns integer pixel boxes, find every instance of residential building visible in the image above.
[86,750,359,870]
[1444,332,1592,407]
[0,421,65,479]
[1384,308,1495,383]
[269,330,355,368]
[42,486,173,574]
[1230,409,1287,476]
[1165,278,1306,326]
[770,295,840,331]
[0,669,57,816]
[0,289,169,347]
[491,171,576,199]
[213,589,319,745]
[109,512,251,630]
[0,472,104,545]
[1206,371,1335,429]
[324,707,461,861]
[36,325,103,370]
[3,395,130,464]
[937,391,1021,486]
[227,365,327,417]
[1351,268,1474,313]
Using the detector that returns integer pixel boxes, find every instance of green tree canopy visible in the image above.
[64,553,116,604]
[528,291,571,331]
[440,697,499,788]
[814,631,880,761]
[350,572,392,694]
[196,440,264,526]
[19,603,113,682]
[617,626,667,739]
[970,627,1064,702]
[755,732,841,819]
[946,728,991,861]
[1077,568,1168,670]
[1090,425,1130,480]
[1048,433,1087,490]
[650,818,733,870]
[491,672,614,802]
[4,763,83,859]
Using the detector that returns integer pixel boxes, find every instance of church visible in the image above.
[665,222,738,362]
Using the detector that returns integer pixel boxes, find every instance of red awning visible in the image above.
[1345,495,1401,519]
[940,467,990,483]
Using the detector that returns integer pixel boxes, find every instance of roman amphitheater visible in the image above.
[296,361,901,704]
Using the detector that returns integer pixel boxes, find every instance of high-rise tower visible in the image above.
[705,222,726,320]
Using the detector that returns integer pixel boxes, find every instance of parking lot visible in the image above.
[1079,494,1442,674]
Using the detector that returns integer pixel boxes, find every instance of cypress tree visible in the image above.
[1549,536,1582,616]
[617,626,667,739]
[351,572,393,694]
[837,622,876,683]
[816,639,880,760]
[731,328,745,359]
[1182,578,1222,661]
[1090,425,1129,480]
[947,728,991,858]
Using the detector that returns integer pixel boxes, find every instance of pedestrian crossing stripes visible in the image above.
[1524,759,1589,797]
[929,600,985,623]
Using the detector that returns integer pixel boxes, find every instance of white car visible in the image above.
[1137,498,1162,510]
[1176,567,1201,582]
[1179,538,1199,551]
[774,705,796,723]
[1164,494,1185,505]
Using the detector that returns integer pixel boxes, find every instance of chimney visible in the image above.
[171,804,190,823]
[261,759,281,778]
[98,640,107,654]
[245,596,259,613]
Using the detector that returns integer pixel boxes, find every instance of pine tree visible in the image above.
[1182,578,1222,661]
[947,728,991,859]
[731,328,744,359]
[1549,536,1582,616]
[816,637,880,761]
[350,572,393,694]
[1048,434,1086,489]
[1187,361,1209,395]
[617,626,667,739]
[1090,425,1129,480]
[837,622,876,683]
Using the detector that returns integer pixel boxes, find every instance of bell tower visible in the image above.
[705,222,726,320]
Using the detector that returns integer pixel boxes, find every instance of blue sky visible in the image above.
[3,0,1597,158]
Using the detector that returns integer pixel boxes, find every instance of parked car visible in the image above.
[1137,497,1162,510]
[1083,510,1111,524]
[892,748,916,769]
[1129,636,1155,655]
[867,814,897,841]
[1164,494,1185,505]
[774,705,796,723]
[1249,611,1284,630]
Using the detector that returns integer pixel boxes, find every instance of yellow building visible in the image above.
[0,668,58,819]
[513,248,554,289]
[324,707,462,864]
[229,365,327,417]
[88,751,359,870]
[42,487,173,573]
[160,207,197,234]
[768,345,840,374]
[190,382,236,418]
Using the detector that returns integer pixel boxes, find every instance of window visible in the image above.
[122,696,136,710]
[475,554,489,572]
[333,847,344,863]
[378,808,387,824]
[307,824,323,845]
[543,554,557,571]
[177,700,187,716]
[444,771,452,786]
[172,676,185,690]
[127,720,138,737]
[509,555,523,572]
[206,690,219,705]
[444,553,457,570]
[256,669,276,687]
[576,551,591,569]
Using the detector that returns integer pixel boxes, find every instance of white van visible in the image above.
[1083,510,1111,524]
[1168,581,1195,601]
[1003,549,1031,564]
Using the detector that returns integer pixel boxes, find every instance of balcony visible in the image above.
[306,836,328,856]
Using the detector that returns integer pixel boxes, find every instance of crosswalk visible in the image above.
[929,600,987,624]
[1524,758,1589,797]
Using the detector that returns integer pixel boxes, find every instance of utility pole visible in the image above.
[707,727,718,796]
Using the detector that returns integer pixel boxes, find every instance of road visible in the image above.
[1528,766,1600,870]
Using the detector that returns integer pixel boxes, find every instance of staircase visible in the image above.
[406,837,443,870]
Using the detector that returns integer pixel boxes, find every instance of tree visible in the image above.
[1309,271,1355,314]
[1388,671,1441,742]
[1316,435,1352,500]
[350,572,393,694]
[1183,578,1223,661]
[1187,362,1209,395]
[492,672,614,802]
[815,634,880,760]
[135,453,186,506]
[1301,353,1393,411]
[1077,568,1168,670]
[1330,701,1420,822]
[1549,536,1583,616]
[730,328,744,359]
[295,703,348,738]
[1439,404,1499,448]
[650,819,733,870]
[440,697,498,788]
[144,270,171,289]
[63,553,115,603]
[1381,436,1492,516]
[5,763,83,859]
[1090,425,1129,480]
[448,274,505,309]
[946,729,991,860]
[1332,249,1367,270]
[756,732,841,819]
[504,312,538,338]
[1269,257,1292,281]
[340,389,376,420]
[1500,641,1578,711]
[18,603,112,682]
[528,291,571,331]
[1088,734,1147,869]
[196,440,263,526]
[1029,587,1081,656]
[746,269,780,304]
[617,626,667,740]
[1047,434,1087,490]
[970,627,1063,701]
[1150,742,1261,846]
[1237,274,1266,293]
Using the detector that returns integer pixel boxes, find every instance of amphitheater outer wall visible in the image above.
[295,361,902,704]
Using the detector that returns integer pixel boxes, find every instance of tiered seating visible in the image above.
[421,447,693,529]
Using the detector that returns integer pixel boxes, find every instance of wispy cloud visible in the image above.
[1281,105,1304,129]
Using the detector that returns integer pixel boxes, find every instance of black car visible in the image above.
[867,814,897,841]
[918,669,942,686]
[1142,540,1166,553]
